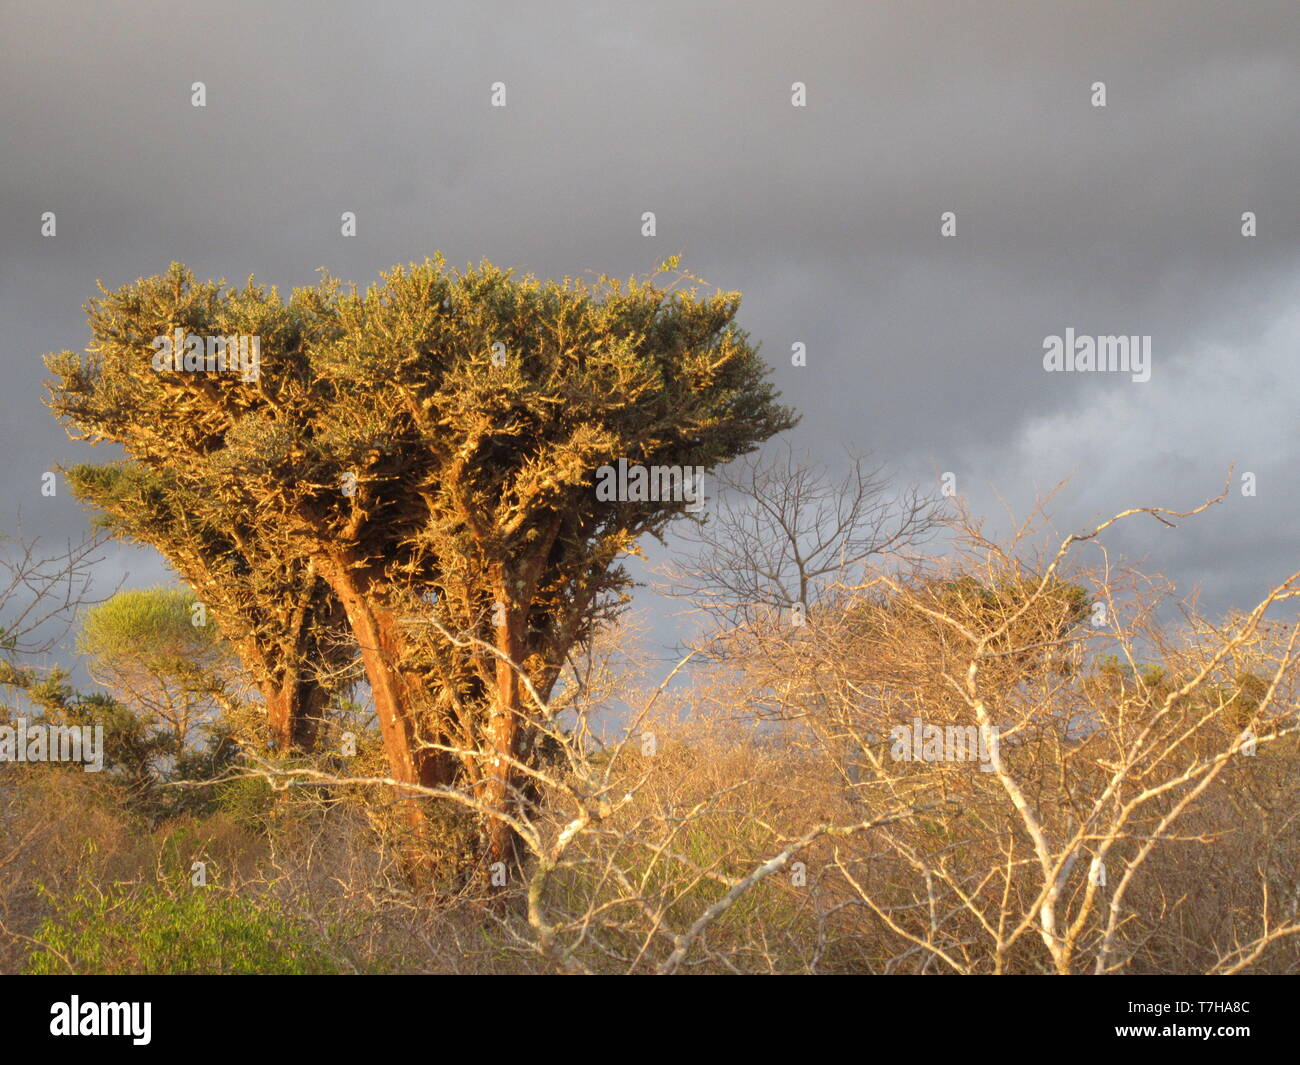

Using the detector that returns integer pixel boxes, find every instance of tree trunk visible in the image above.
[263,677,326,754]
[480,597,525,887]
[318,554,458,887]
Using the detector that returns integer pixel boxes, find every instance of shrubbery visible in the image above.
[26,879,346,975]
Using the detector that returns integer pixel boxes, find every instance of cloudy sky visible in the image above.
[2,0,1297,666]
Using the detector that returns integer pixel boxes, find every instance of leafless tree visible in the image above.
[0,530,113,662]
[664,443,945,630]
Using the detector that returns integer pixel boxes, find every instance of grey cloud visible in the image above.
[2,0,1296,660]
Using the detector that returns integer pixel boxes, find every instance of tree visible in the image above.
[675,479,1300,973]
[667,444,944,629]
[44,258,796,873]
[0,531,110,669]
[78,585,239,752]
[66,462,353,753]
[0,548,233,815]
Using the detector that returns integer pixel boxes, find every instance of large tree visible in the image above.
[45,258,796,871]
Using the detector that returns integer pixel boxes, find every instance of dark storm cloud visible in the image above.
[2,0,1297,652]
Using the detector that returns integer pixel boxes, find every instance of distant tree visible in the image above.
[78,585,238,752]
[668,444,945,629]
[45,258,796,873]
[5,666,238,820]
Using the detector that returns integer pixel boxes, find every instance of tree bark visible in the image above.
[334,582,449,782]
[480,595,525,885]
[318,551,459,887]
[263,676,327,754]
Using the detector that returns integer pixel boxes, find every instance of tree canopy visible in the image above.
[45,257,797,871]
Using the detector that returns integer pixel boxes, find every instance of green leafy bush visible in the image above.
[215,775,277,833]
[26,880,345,974]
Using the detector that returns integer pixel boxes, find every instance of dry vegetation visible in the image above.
[3,463,1297,975]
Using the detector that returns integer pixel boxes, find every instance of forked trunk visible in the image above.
[319,555,460,888]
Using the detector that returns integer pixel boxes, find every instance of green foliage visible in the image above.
[62,460,350,757]
[215,774,277,833]
[26,879,345,975]
[1,673,239,822]
[1088,654,1274,733]
[70,584,249,807]
[3,672,167,780]
[77,585,236,735]
[79,585,223,670]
